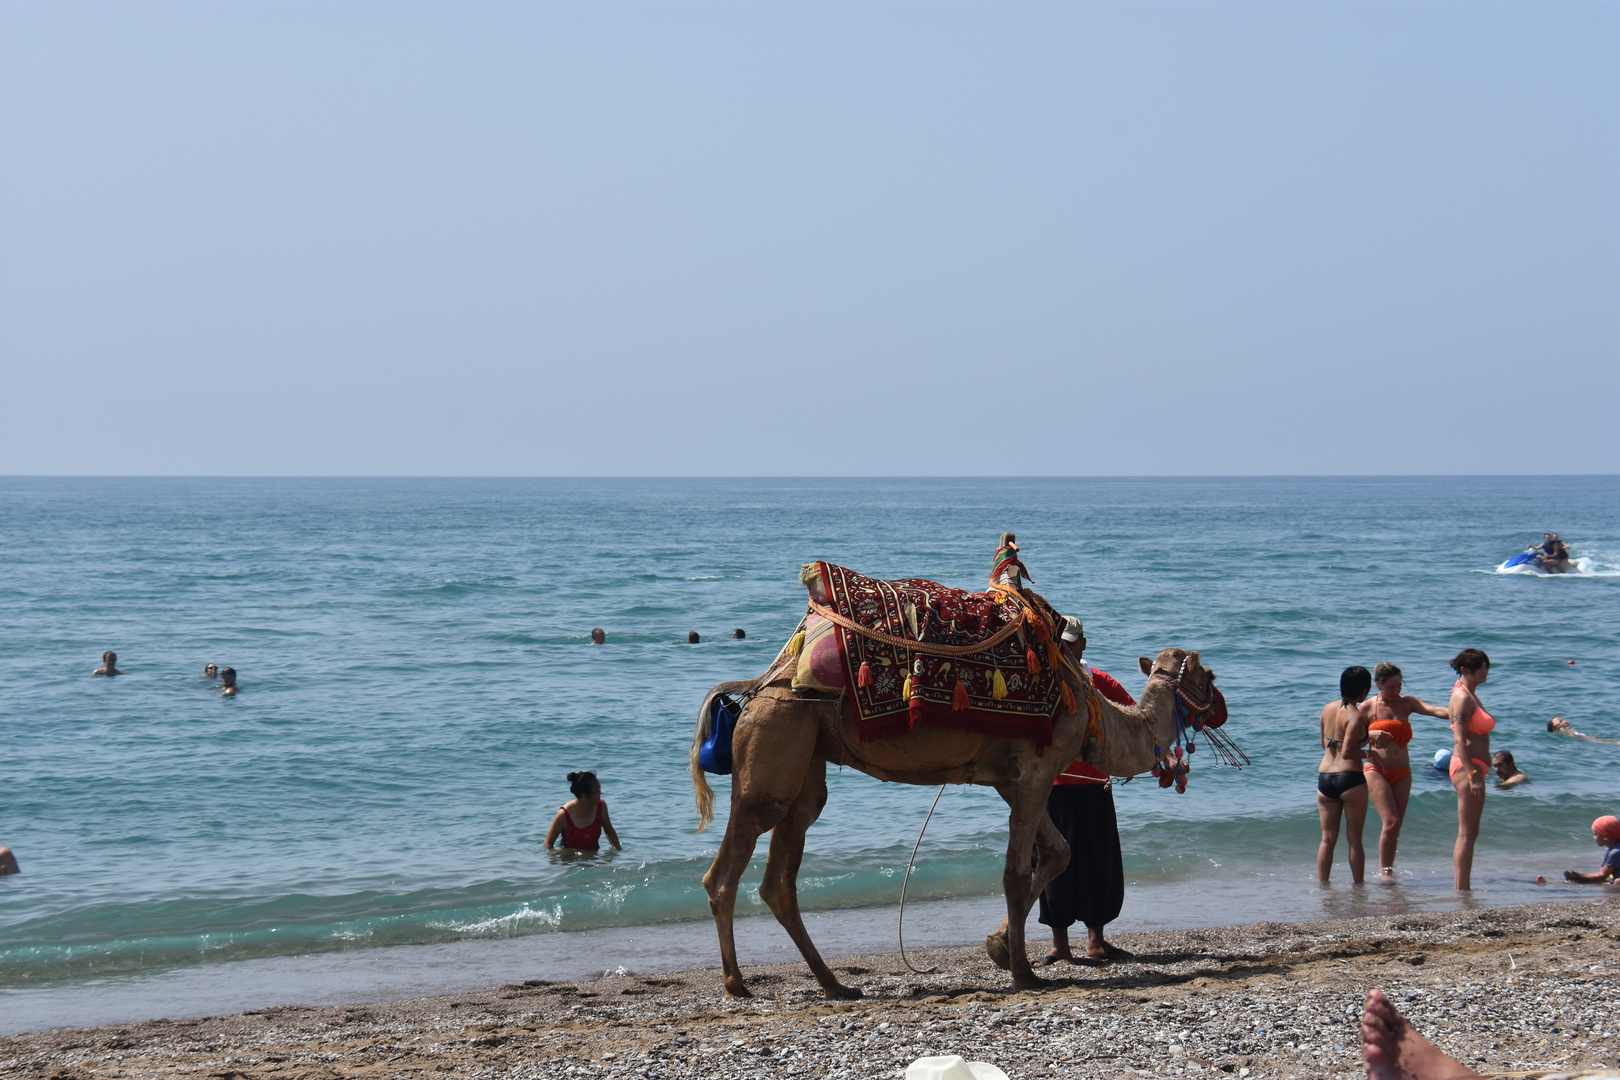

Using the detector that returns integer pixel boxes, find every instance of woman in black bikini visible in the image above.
[1317,666,1372,884]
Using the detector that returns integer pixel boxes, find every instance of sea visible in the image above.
[2,476,1617,1034]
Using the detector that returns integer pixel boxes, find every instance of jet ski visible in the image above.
[1502,548,1543,570]
[1500,541,1583,574]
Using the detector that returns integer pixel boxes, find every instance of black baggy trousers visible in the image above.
[1036,782,1124,930]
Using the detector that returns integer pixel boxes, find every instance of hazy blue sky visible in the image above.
[2,1,1616,475]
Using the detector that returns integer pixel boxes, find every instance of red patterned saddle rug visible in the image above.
[797,561,1068,747]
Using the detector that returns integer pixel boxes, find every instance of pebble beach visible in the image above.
[4,898,1616,1080]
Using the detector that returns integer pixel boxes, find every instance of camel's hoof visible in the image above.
[723,979,754,998]
[985,932,1010,971]
[823,982,863,1000]
[1011,971,1053,990]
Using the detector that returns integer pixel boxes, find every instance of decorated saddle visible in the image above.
[788,561,1074,747]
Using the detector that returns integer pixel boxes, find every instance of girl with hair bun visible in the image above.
[1447,649,1494,890]
[545,771,621,853]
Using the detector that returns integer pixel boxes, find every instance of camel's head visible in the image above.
[1138,648,1227,728]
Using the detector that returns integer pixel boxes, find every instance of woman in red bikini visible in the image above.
[1360,662,1451,879]
[545,771,622,853]
[1447,649,1494,890]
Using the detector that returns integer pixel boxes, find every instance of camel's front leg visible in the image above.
[701,694,821,998]
[986,780,1054,989]
[758,760,861,999]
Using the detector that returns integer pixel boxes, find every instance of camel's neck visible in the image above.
[1087,675,1179,778]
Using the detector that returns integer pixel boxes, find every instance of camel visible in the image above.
[688,628,1226,997]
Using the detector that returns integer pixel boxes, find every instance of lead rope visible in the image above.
[898,784,946,974]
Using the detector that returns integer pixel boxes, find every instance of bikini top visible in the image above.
[1454,680,1495,736]
[1369,717,1413,748]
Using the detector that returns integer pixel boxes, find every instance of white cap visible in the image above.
[905,1057,1009,1080]
[1060,616,1083,644]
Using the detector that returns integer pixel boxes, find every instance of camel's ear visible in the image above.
[1138,656,1153,675]
[1186,651,1201,671]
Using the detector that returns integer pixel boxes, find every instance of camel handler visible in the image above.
[1034,616,1134,964]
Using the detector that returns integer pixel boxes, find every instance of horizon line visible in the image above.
[1,472,1617,481]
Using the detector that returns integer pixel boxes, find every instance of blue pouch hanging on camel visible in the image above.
[699,694,740,775]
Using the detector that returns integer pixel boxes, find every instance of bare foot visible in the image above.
[1361,988,1482,1080]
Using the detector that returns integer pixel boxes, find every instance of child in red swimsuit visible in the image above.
[545,771,622,853]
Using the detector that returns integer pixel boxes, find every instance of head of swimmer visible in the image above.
[1450,648,1490,684]
[1339,665,1371,706]
[1548,716,1572,733]
[1491,750,1516,779]
[589,628,606,645]
[1373,662,1402,697]
[219,667,237,688]
[204,663,219,679]
[567,770,600,801]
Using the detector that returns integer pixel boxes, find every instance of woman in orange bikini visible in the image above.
[1447,649,1494,890]
[1360,663,1451,879]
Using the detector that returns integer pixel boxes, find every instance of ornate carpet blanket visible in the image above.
[797,561,1065,746]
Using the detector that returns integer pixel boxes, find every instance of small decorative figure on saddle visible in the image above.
[990,532,1031,590]
[989,533,1069,707]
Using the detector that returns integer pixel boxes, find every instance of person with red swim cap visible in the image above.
[1563,815,1620,884]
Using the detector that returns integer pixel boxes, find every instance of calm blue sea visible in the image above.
[2,477,1617,1030]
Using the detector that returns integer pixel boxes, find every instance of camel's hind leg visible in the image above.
[701,694,821,997]
[758,759,860,999]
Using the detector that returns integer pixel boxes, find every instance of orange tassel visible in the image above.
[1060,681,1077,714]
[1026,647,1040,674]
[1032,618,1050,642]
[1047,641,1062,672]
[858,661,873,688]
[952,678,970,711]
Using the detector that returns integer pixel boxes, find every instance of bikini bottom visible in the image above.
[1318,770,1367,801]
[1363,761,1412,785]
[1449,756,1489,782]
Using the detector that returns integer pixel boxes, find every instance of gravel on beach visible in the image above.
[4,898,1617,1080]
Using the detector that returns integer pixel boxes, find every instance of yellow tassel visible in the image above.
[786,631,805,657]
[992,669,1008,700]
[1060,681,1077,715]
[902,674,912,699]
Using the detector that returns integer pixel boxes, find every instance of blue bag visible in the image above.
[698,694,740,775]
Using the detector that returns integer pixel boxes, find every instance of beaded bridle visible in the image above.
[1145,655,1246,793]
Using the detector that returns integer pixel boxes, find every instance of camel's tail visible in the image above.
[690,678,763,833]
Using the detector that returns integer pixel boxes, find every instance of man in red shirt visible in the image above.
[1037,617,1134,964]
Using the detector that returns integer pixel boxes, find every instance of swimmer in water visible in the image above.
[0,847,18,876]
[92,651,124,676]
[204,663,219,680]
[545,771,621,853]
[1548,716,1620,746]
[220,667,239,697]
[1491,750,1529,788]
[1359,663,1452,878]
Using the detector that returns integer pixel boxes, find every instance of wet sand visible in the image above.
[3,898,1616,1079]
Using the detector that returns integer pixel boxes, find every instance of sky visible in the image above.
[2,0,1616,476]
